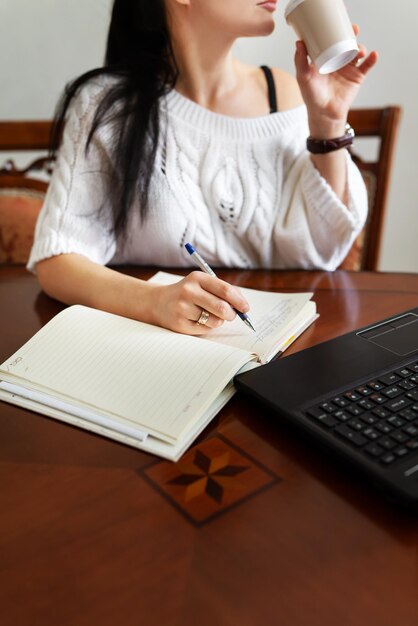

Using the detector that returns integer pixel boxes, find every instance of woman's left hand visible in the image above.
[295,25,378,137]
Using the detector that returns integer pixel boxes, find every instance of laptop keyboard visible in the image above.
[305,361,418,466]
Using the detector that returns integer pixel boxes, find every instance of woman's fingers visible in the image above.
[350,25,378,75]
[186,307,224,335]
[357,50,379,75]
[189,272,250,321]
[357,42,367,60]
[169,272,250,335]
[194,273,249,319]
[294,40,313,79]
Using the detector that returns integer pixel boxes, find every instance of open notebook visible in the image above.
[0,272,318,461]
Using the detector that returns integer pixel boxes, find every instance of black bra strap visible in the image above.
[260,65,278,114]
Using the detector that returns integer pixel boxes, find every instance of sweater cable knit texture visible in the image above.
[28,76,368,272]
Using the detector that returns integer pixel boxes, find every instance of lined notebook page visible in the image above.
[149,272,314,363]
[0,305,254,443]
[207,292,314,362]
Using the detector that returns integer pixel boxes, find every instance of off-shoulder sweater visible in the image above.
[27,77,368,272]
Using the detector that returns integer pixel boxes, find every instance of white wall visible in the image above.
[1,0,417,272]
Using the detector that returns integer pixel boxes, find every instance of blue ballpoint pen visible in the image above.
[185,243,256,332]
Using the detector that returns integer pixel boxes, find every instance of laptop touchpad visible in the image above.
[358,314,418,356]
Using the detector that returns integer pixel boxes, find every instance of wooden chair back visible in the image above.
[0,120,55,264]
[0,110,402,270]
[341,106,402,271]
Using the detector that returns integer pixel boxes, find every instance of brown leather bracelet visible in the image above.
[306,124,355,154]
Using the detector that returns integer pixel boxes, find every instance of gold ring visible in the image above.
[196,309,210,326]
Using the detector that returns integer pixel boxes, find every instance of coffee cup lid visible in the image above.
[284,0,306,20]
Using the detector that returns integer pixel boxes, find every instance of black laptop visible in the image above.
[234,308,418,506]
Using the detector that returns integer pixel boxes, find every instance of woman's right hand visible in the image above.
[148,271,250,335]
[36,255,250,336]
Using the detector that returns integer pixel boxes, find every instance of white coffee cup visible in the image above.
[285,0,359,74]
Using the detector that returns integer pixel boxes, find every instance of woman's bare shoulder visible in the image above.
[270,68,304,111]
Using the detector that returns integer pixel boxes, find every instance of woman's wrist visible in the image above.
[129,279,163,326]
[308,115,347,140]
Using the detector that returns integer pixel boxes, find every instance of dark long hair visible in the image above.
[52,0,178,236]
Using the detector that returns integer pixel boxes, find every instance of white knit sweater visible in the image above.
[28,76,368,272]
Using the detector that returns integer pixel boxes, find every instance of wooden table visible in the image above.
[1,266,418,626]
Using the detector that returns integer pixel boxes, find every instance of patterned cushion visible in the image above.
[339,230,365,271]
[0,188,44,264]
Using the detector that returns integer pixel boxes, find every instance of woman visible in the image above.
[28,0,377,334]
